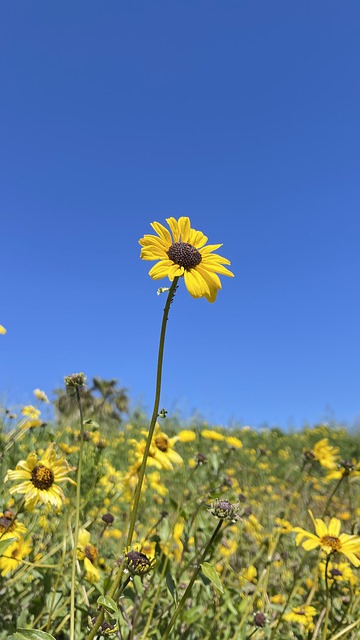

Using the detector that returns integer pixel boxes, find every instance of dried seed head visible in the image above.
[209,499,240,522]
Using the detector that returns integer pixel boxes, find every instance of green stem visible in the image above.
[70,387,85,640]
[322,555,331,640]
[85,278,179,640]
[322,477,344,518]
[126,277,179,548]
[161,519,224,640]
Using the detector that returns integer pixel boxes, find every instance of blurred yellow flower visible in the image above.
[5,444,76,511]
[310,438,339,470]
[21,405,41,420]
[284,605,317,631]
[0,325,6,334]
[33,389,49,403]
[294,511,360,567]
[177,429,196,442]
[201,429,225,441]
[225,436,243,449]
[139,216,234,302]
[77,528,100,582]
[0,537,32,576]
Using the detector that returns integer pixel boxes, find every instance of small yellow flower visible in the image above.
[225,436,243,449]
[139,216,234,302]
[5,444,76,511]
[33,388,49,403]
[177,429,196,442]
[293,511,360,567]
[284,605,317,632]
[21,405,41,419]
[0,536,32,576]
[307,438,339,470]
[201,429,225,441]
[77,528,100,582]
[0,325,7,334]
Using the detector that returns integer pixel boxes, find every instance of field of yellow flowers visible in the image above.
[1,217,360,639]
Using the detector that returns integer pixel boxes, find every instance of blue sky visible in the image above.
[1,1,359,430]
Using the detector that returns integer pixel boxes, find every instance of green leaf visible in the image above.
[97,595,118,616]
[11,631,56,640]
[0,537,17,555]
[200,562,224,594]
[165,570,177,603]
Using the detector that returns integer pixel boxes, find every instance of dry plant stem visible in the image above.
[70,386,85,640]
[161,519,224,640]
[85,278,179,640]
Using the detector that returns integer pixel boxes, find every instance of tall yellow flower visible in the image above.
[77,528,100,583]
[5,444,76,511]
[139,216,234,302]
[293,511,360,567]
[0,536,32,576]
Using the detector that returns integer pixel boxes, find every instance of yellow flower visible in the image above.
[319,560,358,587]
[308,438,339,470]
[139,216,234,302]
[326,459,360,482]
[283,605,317,632]
[293,511,360,567]
[177,429,196,442]
[0,325,6,334]
[21,405,41,419]
[0,536,32,576]
[239,565,257,586]
[201,429,225,441]
[0,511,27,539]
[225,436,243,449]
[131,424,183,470]
[77,528,100,582]
[5,444,76,511]
[33,388,49,403]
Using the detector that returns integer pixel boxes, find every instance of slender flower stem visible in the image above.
[85,278,179,640]
[322,555,331,640]
[322,477,344,518]
[70,387,85,640]
[126,276,179,548]
[161,519,224,640]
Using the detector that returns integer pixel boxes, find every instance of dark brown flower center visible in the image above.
[167,242,202,269]
[31,464,55,490]
[126,550,154,575]
[155,435,169,452]
[321,535,341,552]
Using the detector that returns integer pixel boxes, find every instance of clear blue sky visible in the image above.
[1,1,359,430]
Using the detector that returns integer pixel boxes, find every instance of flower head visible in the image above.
[293,511,360,567]
[139,216,234,302]
[209,499,241,522]
[0,536,32,576]
[33,388,49,403]
[5,444,76,511]
[0,325,7,334]
[124,546,156,576]
[283,605,317,632]
[77,528,100,582]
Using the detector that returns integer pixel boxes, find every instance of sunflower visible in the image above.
[5,444,76,511]
[139,216,234,302]
[293,511,360,567]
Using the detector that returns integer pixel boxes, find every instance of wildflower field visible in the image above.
[1,218,360,639]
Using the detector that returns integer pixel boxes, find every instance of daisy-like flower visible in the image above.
[130,424,183,470]
[77,528,100,583]
[124,545,156,576]
[293,511,360,567]
[326,459,360,482]
[0,324,6,334]
[5,444,76,511]
[0,536,32,576]
[283,605,317,632]
[139,216,234,302]
[304,438,339,470]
